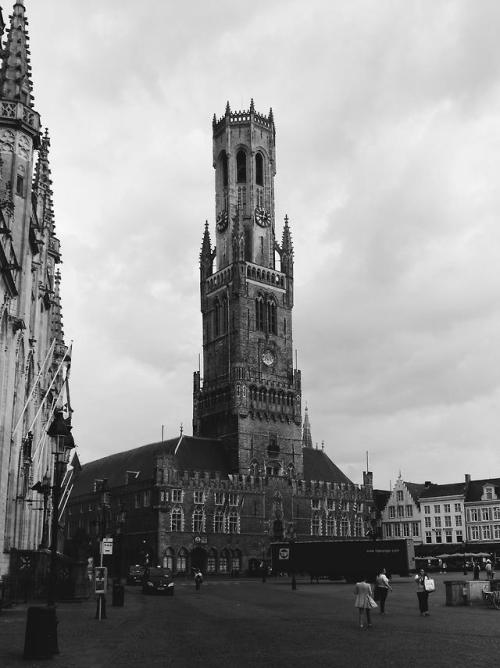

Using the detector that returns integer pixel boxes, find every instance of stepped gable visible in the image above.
[71,436,232,496]
[302,447,353,485]
[404,482,428,503]
[419,481,467,499]
[465,477,500,502]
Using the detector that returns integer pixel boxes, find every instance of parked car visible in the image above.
[126,564,145,585]
[142,567,175,596]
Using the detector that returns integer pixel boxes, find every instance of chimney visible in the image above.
[465,474,471,484]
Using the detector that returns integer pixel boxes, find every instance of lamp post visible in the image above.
[24,410,73,661]
[31,473,51,549]
[47,410,74,607]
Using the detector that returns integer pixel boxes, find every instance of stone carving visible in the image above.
[0,129,15,153]
[18,134,31,160]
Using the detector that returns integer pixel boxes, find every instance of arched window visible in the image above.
[177,548,188,573]
[221,296,228,334]
[219,549,230,573]
[171,507,183,532]
[341,517,349,537]
[267,300,277,335]
[214,299,221,337]
[236,150,247,183]
[326,514,335,536]
[221,151,228,187]
[256,296,265,331]
[228,510,239,534]
[255,152,263,186]
[163,547,175,570]
[214,510,225,533]
[207,548,217,573]
[193,508,204,533]
[231,549,242,575]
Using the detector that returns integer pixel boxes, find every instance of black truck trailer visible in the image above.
[271,538,415,582]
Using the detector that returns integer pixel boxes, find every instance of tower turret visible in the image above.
[302,405,313,448]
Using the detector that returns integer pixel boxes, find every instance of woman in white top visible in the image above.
[374,568,392,614]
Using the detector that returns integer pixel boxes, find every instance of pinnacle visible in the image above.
[0,0,36,109]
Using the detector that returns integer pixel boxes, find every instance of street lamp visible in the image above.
[46,410,74,608]
[31,473,51,549]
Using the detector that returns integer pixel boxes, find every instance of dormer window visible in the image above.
[483,486,495,501]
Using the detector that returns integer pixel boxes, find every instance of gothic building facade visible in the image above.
[67,103,373,577]
[0,2,72,578]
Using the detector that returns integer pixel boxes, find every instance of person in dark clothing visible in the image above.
[415,568,430,616]
[473,562,480,581]
[374,568,392,614]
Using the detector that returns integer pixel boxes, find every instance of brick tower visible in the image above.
[193,101,303,477]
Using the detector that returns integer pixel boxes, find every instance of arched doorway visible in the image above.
[191,546,207,573]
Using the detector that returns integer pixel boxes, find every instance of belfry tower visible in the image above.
[193,101,303,477]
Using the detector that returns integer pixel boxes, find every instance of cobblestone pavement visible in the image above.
[1,574,500,667]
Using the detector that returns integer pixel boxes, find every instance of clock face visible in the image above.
[216,210,228,232]
[255,206,270,228]
[262,350,275,366]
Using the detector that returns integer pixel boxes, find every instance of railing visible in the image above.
[0,100,40,132]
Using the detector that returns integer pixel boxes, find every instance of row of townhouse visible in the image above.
[379,474,500,551]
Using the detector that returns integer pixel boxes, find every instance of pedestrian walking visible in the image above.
[415,568,433,616]
[473,561,480,580]
[485,559,493,580]
[194,569,203,591]
[374,568,392,614]
[354,576,377,629]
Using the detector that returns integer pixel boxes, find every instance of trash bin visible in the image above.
[112,582,125,607]
[23,606,58,659]
[444,580,466,606]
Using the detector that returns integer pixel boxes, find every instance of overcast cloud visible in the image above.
[26,0,500,489]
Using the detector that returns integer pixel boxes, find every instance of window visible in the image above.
[214,511,225,533]
[385,524,392,538]
[405,505,413,517]
[425,531,432,544]
[207,554,216,573]
[396,490,404,501]
[485,487,494,500]
[171,508,182,532]
[494,525,500,540]
[214,491,224,505]
[470,526,480,540]
[219,555,228,573]
[435,531,442,544]
[482,525,492,540]
[425,517,431,528]
[444,516,452,527]
[403,523,410,537]
[456,531,463,543]
[255,153,263,186]
[134,494,141,509]
[388,506,395,519]
[256,296,265,331]
[171,489,182,503]
[341,518,349,537]
[311,514,322,536]
[143,490,151,506]
[469,508,479,522]
[16,174,24,197]
[455,515,462,526]
[194,491,204,505]
[412,522,420,536]
[424,505,430,514]
[160,490,167,503]
[177,549,187,573]
[267,300,277,334]
[494,507,500,520]
[454,503,461,512]
[221,151,228,187]
[193,508,204,533]
[236,150,246,183]
[434,505,441,514]
[482,508,490,522]
[434,517,441,528]
[393,524,401,537]
[326,499,335,511]
[228,493,238,506]
[311,499,320,510]
[397,506,404,518]
[355,517,363,537]
[326,514,335,536]
[228,511,239,534]
[445,529,453,543]
[231,556,241,574]
[444,504,451,513]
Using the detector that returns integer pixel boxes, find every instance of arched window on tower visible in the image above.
[221,151,228,187]
[267,299,277,335]
[222,295,228,334]
[214,299,221,337]
[256,296,265,331]
[255,152,264,186]
[236,150,247,183]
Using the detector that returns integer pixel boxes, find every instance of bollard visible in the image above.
[23,606,58,659]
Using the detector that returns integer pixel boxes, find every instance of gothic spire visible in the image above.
[302,405,313,448]
[281,214,294,256]
[0,1,35,108]
[33,129,55,232]
[200,220,212,260]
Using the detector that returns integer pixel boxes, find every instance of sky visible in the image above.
[22,0,500,489]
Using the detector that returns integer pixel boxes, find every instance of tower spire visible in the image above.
[302,405,313,448]
[33,129,55,232]
[0,1,35,107]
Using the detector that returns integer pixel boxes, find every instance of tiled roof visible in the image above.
[71,436,231,497]
[302,447,353,485]
[419,482,467,499]
[465,478,500,502]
